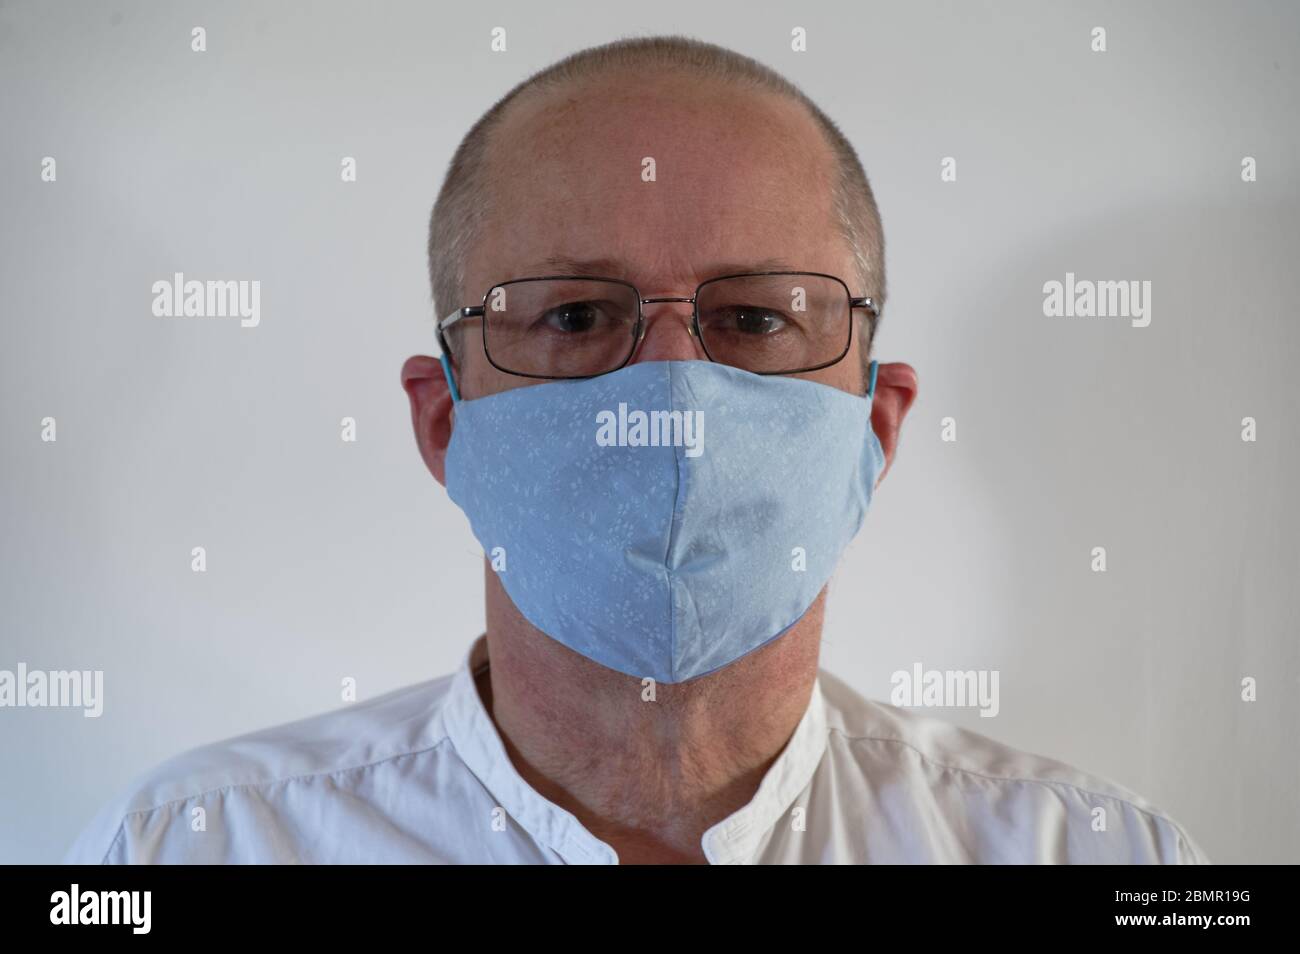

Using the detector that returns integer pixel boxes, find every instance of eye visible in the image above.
[710,305,789,336]
[537,301,605,334]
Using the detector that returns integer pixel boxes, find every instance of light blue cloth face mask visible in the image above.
[443,358,885,684]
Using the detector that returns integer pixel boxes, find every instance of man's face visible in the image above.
[451,72,869,401]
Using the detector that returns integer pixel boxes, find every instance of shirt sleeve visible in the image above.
[1172,821,1213,864]
[1102,795,1213,865]
[62,797,130,864]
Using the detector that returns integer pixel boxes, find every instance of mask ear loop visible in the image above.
[439,352,462,404]
[866,359,879,400]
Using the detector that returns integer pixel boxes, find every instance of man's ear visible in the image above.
[401,355,456,486]
[869,361,918,485]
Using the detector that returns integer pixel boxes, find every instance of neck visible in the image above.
[476,564,824,864]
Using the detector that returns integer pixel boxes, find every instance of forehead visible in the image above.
[468,72,847,294]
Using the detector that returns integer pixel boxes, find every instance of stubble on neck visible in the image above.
[474,560,825,862]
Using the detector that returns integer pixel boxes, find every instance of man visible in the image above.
[65,35,1207,864]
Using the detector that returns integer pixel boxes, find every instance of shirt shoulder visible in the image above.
[62,673,458,864]
[814,669,1211,864]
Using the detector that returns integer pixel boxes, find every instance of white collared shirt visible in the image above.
[63,635,1209,864]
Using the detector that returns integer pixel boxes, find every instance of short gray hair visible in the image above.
[428,34,886,361]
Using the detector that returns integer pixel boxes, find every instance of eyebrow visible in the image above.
[521,255,808,282]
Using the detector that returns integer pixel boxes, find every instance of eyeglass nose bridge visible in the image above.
[635,295,702,341]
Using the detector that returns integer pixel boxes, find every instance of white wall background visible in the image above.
[1,0,1296,863]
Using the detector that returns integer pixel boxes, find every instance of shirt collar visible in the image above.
[441,634,829,865]
[442,634,617,864]
[700,667,829,864]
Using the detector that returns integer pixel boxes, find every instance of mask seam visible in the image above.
[664,361,686,681]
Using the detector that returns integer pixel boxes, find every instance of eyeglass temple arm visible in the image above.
[850,298,881,399]
[436,306,483,405]
[850,297,879,317]
[437,305,484,336]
